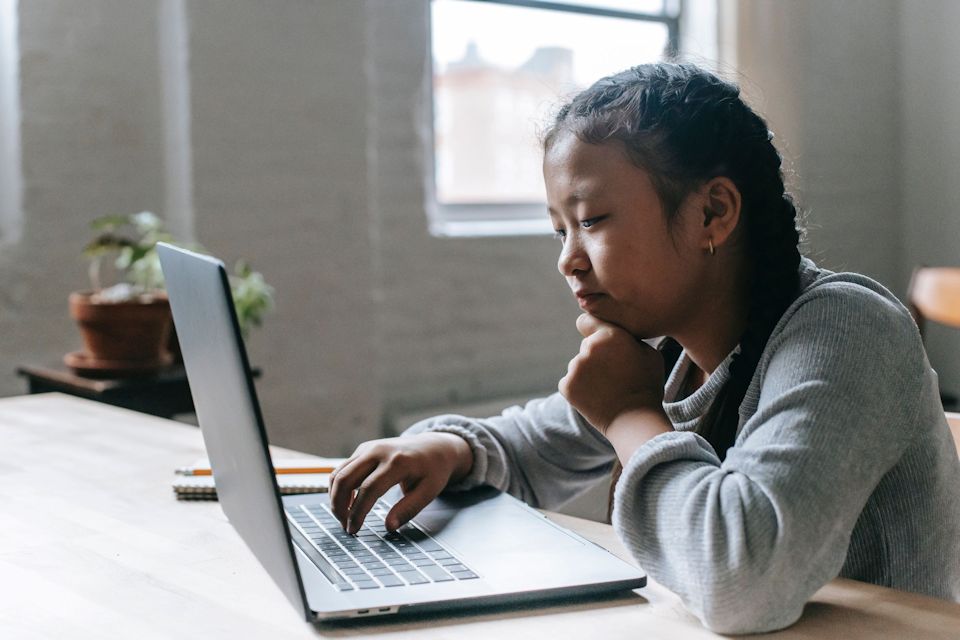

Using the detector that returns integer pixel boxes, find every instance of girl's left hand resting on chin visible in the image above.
[559,313,672,448]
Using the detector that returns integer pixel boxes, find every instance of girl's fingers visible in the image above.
[345,466,407,534]
[576,312,605,337]
[329,456,378,527]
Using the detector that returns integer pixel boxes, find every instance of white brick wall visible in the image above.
[2,0,957,460]
[1,0,165,385]
[899,0,960,402]
[736,0,903,289]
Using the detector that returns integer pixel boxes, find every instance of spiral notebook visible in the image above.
[173,457,345,501]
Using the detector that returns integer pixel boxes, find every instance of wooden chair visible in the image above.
[907,267,960,409]
[946,412,960,458]
[907,267,960,338]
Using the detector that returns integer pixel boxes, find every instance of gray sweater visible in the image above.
[404,259,960,634]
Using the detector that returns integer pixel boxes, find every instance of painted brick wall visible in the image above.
[1,0,165,390]
[899,0,960,402]
[737,0,903,291]
[3,0,953,460]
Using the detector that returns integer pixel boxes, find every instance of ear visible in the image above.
[698,176,741,251]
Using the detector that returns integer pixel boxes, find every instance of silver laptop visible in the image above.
[157,242,645,621]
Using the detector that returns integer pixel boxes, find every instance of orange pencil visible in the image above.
[176,465,336,476]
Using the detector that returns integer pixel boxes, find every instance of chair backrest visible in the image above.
[946,412,960,459]
[907,267,960,337]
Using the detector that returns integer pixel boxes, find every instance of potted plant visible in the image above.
[67,211,274,375]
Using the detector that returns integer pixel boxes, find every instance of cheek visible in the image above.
[597,244,649,294]
[666,211,704,257]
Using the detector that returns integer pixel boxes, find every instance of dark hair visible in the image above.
[545,63,802,460]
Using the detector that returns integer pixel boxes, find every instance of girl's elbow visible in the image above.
[695,589,805,635]
[702,608,802,635]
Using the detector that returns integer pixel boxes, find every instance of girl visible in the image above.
[328,63,960,634]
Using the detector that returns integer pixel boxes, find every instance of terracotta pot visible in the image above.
[68,291,173,364]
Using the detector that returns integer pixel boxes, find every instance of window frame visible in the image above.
[426,0,681,238]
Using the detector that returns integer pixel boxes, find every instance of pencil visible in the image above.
[176,465,337,476]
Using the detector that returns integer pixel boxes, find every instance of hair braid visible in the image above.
[700,111,801,459]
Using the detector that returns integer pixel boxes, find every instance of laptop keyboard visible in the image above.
[286,500,478,591]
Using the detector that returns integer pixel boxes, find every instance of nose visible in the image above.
[557,235,590,277]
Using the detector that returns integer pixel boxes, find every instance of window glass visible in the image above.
[432,0,670,206]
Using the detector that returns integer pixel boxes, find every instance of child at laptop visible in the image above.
[329,62,960,634]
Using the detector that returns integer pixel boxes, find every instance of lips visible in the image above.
[574,290,605,309]
[573,287,602,298]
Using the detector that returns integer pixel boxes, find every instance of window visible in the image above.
[428,0,680,237]
[0,0,22,245]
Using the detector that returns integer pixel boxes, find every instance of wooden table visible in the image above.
[2,394,959,639]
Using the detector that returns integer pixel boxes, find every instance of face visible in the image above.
[543,131,709,339]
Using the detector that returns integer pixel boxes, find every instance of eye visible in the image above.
[580,215,606,229]
[553,228,566,241]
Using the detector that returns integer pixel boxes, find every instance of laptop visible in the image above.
[157,242,646,621]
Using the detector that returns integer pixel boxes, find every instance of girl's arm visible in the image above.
[612,282,930,634]
[402,392,617,511]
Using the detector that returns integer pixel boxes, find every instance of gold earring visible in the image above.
[708,239,715,256]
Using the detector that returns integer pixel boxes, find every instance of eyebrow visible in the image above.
[565,188,594,206]
[547,186,600,217]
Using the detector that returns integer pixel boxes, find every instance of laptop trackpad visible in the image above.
[413,493,584,555]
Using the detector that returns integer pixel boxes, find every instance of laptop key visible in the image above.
[412,558,437,567]
[401,572,429,585]
[378,575,404,587]
[416,540,444,553]
[384,557,410,566]
[451,570,478,580]
[419,565,454,582]
[353,581,380,590]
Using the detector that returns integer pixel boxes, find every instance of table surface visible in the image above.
[3,393,959,639]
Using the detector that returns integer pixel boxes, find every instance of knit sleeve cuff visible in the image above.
[403,423,489,492]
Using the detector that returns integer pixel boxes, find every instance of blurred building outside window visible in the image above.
[0,0,22,245]
[428,0,684,237]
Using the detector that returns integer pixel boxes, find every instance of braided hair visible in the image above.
[545,63,802,460]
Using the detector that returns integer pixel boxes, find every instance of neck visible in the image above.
[673,258,750,379]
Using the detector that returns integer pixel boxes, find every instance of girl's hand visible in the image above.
[328,432,472,534]
[559,313,666,435]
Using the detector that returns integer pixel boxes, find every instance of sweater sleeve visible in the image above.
[402,393,617,511]
[612,282,926,634]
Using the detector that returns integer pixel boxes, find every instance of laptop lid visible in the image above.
[157,242,312,621]
[160,242,646,621]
